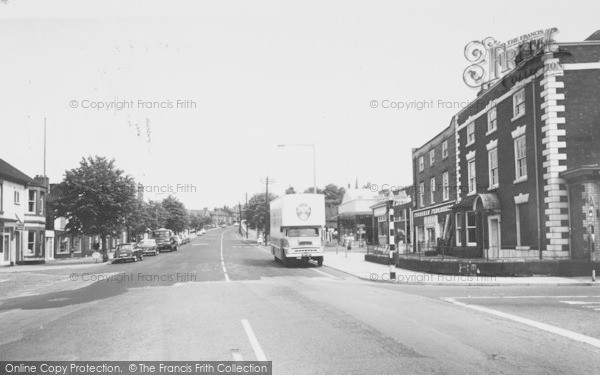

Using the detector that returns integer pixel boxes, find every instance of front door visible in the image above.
[488,216,500,259]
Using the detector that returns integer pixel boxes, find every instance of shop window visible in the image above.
[455,213,462,246]
[59,237,70,254]
[466,212,478,246]
[28,231,36,253]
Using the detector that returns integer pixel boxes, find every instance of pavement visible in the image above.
[1,227,600,373]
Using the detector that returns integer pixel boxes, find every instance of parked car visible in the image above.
[221,224,227,228]
[137,239,159,256]
[173,235,183,246]
[153,228,178,252]
[199,228,206,235]
[181,233,190,244]
[112,243,144,263]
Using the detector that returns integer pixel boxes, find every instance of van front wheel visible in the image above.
[317,257,323,267]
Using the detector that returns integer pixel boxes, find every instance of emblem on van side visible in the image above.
[296,203,311,221]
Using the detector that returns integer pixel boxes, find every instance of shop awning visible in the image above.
[454,193,500,211]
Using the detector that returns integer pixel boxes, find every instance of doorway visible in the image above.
[487,215,501,259]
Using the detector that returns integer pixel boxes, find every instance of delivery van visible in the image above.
[269,194,325,267]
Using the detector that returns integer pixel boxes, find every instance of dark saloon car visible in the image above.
[137,239,160,256]
[112,243,144,263]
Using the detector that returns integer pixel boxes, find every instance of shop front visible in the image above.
[412,201,454,253]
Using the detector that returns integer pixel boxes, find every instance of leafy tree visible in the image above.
[147,200,168,229]
[245,192,277,230]
[285,186,296,194]
[162,195,189,233]
[53,156,138,251]
[304,184,345,207]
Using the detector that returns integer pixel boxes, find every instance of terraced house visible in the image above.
[451,30,600,260]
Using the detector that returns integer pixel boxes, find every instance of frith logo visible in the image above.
[296,203,312,221]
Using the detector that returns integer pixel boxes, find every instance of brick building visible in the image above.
[451,31,600,260]
[411,120,457,252]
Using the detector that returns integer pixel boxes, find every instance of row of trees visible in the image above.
[48,156,211,249]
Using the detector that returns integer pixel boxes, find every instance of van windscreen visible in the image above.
[287,228,318,237]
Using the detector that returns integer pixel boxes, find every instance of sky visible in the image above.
[1,0,599,210]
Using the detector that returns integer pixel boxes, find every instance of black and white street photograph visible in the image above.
[1,1,600,374]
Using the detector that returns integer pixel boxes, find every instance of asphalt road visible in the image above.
[1,228,599,374]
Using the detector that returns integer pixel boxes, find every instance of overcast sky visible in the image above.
[1,0,598,209]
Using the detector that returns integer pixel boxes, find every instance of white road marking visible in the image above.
[241,319,267,361]
[311,268,337,279]
[559,301,600,305]
[447,295,599,299]
[220,231,230,283]
[444,297,600,349]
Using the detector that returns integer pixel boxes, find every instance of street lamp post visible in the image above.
[277,143,317,193]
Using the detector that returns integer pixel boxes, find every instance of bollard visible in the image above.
[593,269,596,282]
[389,250,396,280]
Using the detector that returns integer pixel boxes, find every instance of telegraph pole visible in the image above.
[245,193,249,239]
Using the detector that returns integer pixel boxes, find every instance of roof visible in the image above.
[340,189,378,205]
[0,158,34,185]
[585,30,600,41]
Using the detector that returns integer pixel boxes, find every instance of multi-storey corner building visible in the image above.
[451,31,600,260]
[0,159,47,266]
[411,120,457,252]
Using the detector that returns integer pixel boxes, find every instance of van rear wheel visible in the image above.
[317,257,323,267]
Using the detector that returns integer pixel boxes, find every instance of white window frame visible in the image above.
[513,88,526,119]
[429,149,435,166]
[430,177,436,204]
[516,204,522,247]
[418,156,424,172]
[28,190,37,213]
[14,191,20,205]
[442,172,449,201]
[467,159,476,194]
[419,182,424,207]
[442,140,448,159]
[487,107,497,133]
[514,135,527,181]
[466,211,477,246]
[466,123,475,145]
[488,147,499,188]
[455,212,462,246]
[27,230,36,254]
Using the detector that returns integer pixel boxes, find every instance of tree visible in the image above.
[162,195,189,233]
[285,186,296,194]
[244,192,277,230]
[304,184,345,207]
[53,156,138,251]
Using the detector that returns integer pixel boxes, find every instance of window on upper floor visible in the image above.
[487,107,497,133]
[513,88,526,118]
[28,190,37,213]
[418,156,424,172]
[468,159,476,194]
[442,140,448,159]
[442,172,449,201]
[514,135,527,180]
[419,182,424,207]
[430,177,436,204]
[14,191,20,205]
[467,123,475,145]
[429,149,435,166]
[488,147,499,188]
[0,183,3,212]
